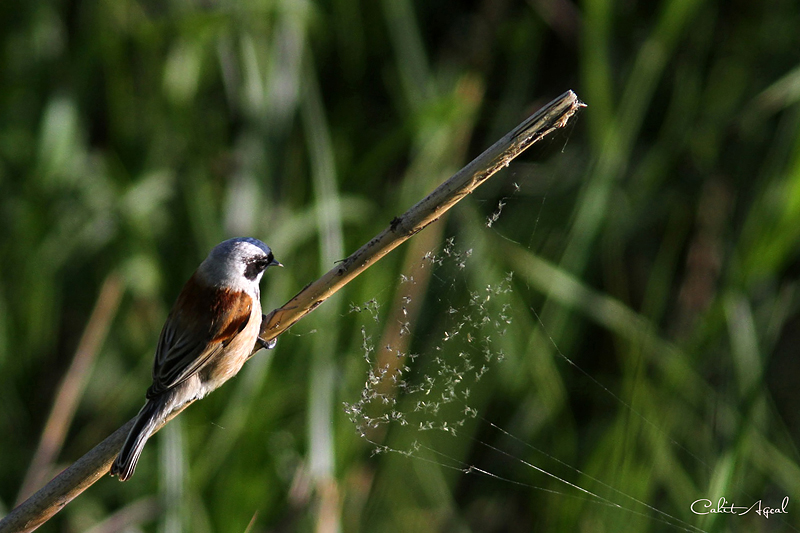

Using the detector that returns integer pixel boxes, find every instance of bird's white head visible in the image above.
[196,237,281,296]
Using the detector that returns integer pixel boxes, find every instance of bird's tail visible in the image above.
[110,399,163,481]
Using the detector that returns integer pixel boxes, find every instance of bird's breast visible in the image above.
[197,297,262,393]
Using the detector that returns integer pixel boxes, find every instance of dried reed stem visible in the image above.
[0,90,584,533]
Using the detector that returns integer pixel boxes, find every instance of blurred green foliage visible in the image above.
[2,0,800,531]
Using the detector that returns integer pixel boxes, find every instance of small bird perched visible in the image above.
[110,237,282,481]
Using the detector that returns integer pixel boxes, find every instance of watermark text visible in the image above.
[691,497,788,519]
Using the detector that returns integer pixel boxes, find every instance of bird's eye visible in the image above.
[244,257,269,281]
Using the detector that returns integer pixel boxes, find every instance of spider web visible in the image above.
[343,158,798,532]
[342,220,715,532]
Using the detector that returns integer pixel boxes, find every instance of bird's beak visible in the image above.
[270,259,283,268]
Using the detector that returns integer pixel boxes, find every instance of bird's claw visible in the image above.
[256,313,277,350]
[257,336,277,350]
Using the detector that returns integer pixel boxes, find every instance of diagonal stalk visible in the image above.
[254,90,585,347]
[0,90,584,533]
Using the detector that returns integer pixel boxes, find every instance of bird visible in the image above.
[110,237,282,481]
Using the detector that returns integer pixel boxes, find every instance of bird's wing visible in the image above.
[147,277,253,398]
